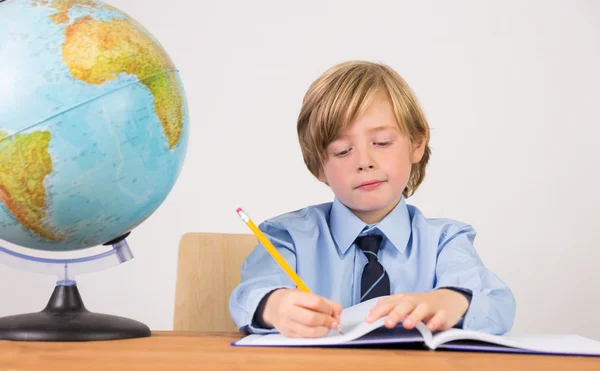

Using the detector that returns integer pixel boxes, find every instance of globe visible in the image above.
[0,0,189,252]
[0,0,189,341]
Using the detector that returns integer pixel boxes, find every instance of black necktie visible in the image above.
[355,235,390,302]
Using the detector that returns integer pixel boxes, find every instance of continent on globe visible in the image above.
[33,0,115,25]
[0,130,63,242]
[62,16,184,149]
[32,0,184,150]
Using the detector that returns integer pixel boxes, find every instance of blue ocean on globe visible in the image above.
[0,0,189,251]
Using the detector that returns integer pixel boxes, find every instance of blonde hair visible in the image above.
[296,61,431,198]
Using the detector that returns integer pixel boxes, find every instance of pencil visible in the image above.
[236,207,343,335]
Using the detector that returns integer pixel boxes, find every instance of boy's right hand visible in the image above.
[262,289,343,338]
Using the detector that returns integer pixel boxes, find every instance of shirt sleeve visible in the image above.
[434,224,516,335]
[228,220,296,334]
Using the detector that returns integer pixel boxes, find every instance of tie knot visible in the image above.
[355,235,383,262]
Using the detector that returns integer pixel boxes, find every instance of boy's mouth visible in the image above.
[355,180,386,190]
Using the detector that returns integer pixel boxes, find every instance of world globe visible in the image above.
[0,0,188,251]
[0,0,189,341]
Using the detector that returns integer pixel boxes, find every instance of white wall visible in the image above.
[1,0,599,339]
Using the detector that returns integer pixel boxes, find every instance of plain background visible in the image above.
[1,0,599,340]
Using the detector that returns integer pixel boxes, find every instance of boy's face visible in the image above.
[319,91,425,224]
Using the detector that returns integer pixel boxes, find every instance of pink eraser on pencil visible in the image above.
[236,208,243,214]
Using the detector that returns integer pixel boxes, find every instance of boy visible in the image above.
[229,61,516,338]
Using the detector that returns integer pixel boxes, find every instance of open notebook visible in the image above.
[233,297,600,356]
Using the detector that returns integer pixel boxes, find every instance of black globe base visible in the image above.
[0,284,150,341]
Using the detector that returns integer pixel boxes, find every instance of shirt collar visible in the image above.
[329,197,411,255]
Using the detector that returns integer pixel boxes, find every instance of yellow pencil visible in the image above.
[236,207,343,334]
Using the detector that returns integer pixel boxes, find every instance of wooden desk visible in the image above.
[1,331,598,371]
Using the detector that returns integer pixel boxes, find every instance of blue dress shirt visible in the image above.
[229,197,516,335]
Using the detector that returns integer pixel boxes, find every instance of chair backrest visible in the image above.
[173,232,257,332]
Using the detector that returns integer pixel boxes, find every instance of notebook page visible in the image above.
[430,329,600,356]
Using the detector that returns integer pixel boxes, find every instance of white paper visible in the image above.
[430,329,600,355]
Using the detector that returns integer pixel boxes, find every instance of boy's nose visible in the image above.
[357,156,375,171]
[358,164,374,171]
[357,147,376,172]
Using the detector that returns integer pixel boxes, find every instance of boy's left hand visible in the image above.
[365,289,470,332]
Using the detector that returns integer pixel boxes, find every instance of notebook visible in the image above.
[233,296,600,356]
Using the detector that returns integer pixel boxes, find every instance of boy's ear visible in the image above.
[410,137,427,164]
[317,170,328,185]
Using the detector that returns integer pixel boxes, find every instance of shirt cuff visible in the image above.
[461,289,491,331]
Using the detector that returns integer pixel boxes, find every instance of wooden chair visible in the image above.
[173,232,257,332]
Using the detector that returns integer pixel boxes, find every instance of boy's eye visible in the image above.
[374,141,392,147]
[334,148,352,157]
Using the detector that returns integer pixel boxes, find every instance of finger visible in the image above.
[286,319,331,338]
[366,299,396,323]
[276,318,299,338]
[322,298,343,322]
[385,300,416,328]
[288,306,335,328]
[402,303,433,330]
[279,327,299,338]
[427,310,449,332]
[295,293,337,316]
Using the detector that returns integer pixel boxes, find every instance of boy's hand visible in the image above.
[365,289,469,331]
[262,289,343,338]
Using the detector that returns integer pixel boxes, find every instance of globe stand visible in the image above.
[0,233,151,341]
